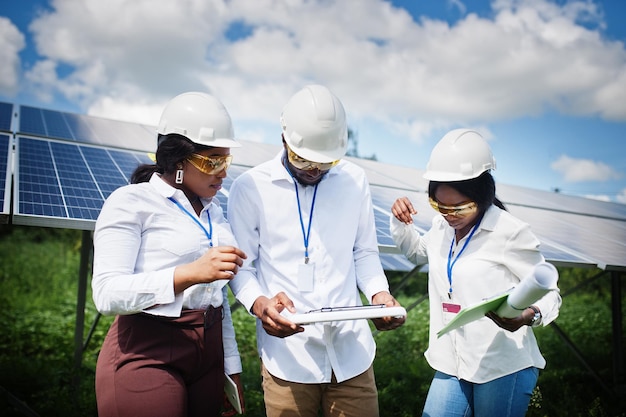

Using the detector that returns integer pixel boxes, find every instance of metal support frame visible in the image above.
[72,231,93,383]
[611,271,625,394]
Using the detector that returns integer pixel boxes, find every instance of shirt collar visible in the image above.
[148,172,215,207]
[150,172,177,198]
[269,150,342,184]
[478,204,499,232]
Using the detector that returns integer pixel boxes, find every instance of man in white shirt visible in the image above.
[228,84,405,417]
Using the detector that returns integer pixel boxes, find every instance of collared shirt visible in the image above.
[92,173,242,374]
[390,205,561,383]
[227,152,390,384]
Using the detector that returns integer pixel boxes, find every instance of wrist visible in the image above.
[528,305,542,327]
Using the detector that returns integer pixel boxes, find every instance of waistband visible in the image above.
[138,305,224,329]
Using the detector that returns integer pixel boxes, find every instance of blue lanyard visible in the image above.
[293,182,318,264]
[168,197,213,247]
[284,160,318,263]
[446,217,482,298]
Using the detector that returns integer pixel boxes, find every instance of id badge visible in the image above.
[441,299,461,324]
[298,262,315,292]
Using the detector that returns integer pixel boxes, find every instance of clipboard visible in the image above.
[436,292,510,338]
[224,373,243,414]
[286,305,407,325]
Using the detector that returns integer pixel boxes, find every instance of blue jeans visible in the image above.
[422,367,538,417]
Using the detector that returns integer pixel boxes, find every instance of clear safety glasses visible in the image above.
[186,153,233,175]
[286,146,339,172]
[429,198,478,218]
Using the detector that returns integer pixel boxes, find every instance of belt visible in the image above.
[138,305,224,329]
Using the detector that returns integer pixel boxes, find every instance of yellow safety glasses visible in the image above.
[286,146,339,172]
[429,198,478,218]
[186,153,233,175]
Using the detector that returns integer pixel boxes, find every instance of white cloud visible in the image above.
[17,0,624,136]
[0,17,25,96]
[1,0,623,202]
[24,60,58,102]
[551,154,622,182]
[617,188,626,205]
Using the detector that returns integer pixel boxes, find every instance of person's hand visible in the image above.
[174,246,247,293]
[251,292,304,338]
[485,307,535,332]
[370,291,406,331]
[391,197,417,224]
[221,373,245,417]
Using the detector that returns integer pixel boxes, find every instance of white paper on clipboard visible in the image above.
[224,373,243,414]
[286,305,407,325]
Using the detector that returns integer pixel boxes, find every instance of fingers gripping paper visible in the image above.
[495,262,558,318]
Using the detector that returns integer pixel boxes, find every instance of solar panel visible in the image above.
[352,156,429,192]
[508,205,626,270]
[13,136,152,229]
[18,105,155,151]
[498,183,626,221]
[0,134,11,222]
[2,102,625,272]
[18,106,47,137]
[0,102,14,132]
[218,164,248,216]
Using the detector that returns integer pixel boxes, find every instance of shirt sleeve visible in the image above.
[92,188,179,316]
[221,286,243,375]
[352,176,391,302]
[502,221,562,325]
[389,214,429,266]
[226,175,265,313]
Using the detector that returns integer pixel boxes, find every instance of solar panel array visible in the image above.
[14,136,153,229]
[1,101,625,272]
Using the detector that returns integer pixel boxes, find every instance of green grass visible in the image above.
[0,225,625,416]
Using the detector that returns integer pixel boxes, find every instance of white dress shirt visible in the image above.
[92,173,242,374]
[227,152,390,384]
[391,205,561,383]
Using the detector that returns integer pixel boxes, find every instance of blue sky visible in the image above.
[1,0,625,203]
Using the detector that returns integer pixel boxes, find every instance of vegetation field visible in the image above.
[0,225,624,416]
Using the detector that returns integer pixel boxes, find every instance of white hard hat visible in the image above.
[157,92,241,148]
[281,84,348,163]
[423,129,496,181]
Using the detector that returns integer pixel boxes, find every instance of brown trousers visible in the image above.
[95,307,224,417]
[261,362,380,417]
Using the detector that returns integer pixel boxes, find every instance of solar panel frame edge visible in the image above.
[0,134,12,221]
[11,212,96,231]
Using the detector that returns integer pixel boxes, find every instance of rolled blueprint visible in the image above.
[495,262,558,318]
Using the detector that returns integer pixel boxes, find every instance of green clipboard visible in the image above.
[436,292,510,338]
